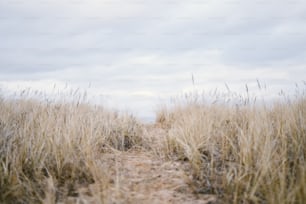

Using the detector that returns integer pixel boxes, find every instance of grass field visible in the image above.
[0,86,305,203]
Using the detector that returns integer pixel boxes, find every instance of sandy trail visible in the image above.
[100,150,216,204]
[64,126,217,204]
[97,147,216,204]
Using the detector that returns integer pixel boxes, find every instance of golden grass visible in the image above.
[0,86,305,203]
[156,90,306,203]
[0,97,143,203]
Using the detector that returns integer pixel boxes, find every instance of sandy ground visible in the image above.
[100,150,217,204]
[61,126,217,204]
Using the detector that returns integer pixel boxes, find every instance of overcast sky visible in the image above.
[0,0,305,120]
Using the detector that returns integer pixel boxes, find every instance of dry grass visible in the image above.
[0,96,143,203]
[0,85,305,203]
[156,88,306,203]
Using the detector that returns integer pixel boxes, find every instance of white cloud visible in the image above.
[1,0,306,120]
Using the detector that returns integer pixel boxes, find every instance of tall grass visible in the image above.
[1,84,305,203]
[156,87,306,203]
[0,95,143,203]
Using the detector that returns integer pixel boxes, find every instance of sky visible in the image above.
[0,0,305,121]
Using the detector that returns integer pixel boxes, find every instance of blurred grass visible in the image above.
[156,84,306,203]
[0,95,143,203]
[0,83,305,203]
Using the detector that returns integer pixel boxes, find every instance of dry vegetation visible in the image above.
[0,86,305,204]
[156,87,306,203]
[0,96,143,203]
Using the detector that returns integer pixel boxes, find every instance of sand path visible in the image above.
[64,126,217,204]
[99,149,216,204]
[100,127,216,204]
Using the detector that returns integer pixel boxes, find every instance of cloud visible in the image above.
[1,0,306,119]
[2,0,306,71]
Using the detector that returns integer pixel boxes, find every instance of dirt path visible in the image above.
[100,150,216,204]
[101,125,217,204]
[64,126,217,204]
